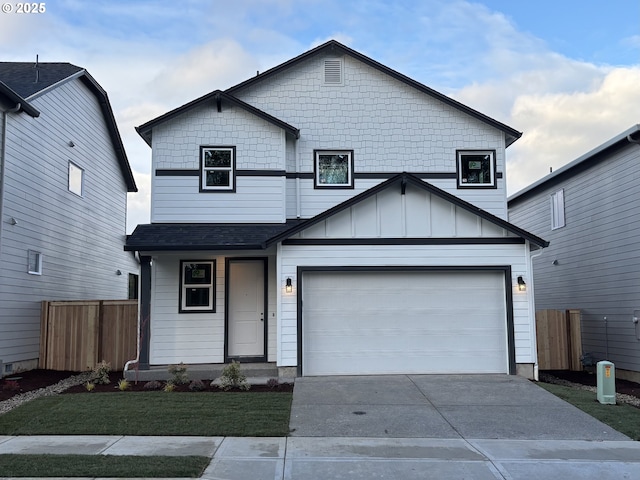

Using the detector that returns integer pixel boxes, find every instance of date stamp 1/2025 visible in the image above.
[2,2,46,14]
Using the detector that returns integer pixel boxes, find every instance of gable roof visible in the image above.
[135,40,522,148]
[0,62,137,192]
[125,173,548,252]
[508,124,640,205]
[136,90,300,146]
[227,40,522,147]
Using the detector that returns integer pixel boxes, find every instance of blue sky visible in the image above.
[1,0,638,231]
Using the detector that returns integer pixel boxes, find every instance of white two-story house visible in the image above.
[126,40,547,379]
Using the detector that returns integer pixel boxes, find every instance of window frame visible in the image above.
[199,146,236,193]
[456,150,497,189]
[68,161,84,196]
[27,250,42,275]
[179,260,216,313]
[551,189,566,230]
[313,150,354,189]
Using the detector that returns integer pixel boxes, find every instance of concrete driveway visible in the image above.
[289,374,628,440]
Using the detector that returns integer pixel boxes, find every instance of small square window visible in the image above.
[200,147,235,192]
[314,150,354,189]
[456,150,496,188]
[180,260,215,313]
[68,161,83,196]
[28,250,42,275]
[551,189,565,229]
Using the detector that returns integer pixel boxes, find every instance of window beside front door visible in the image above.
[314,150,354,189]
[200,146,236,192]
[456,150,496,188]
[180,260,215,312]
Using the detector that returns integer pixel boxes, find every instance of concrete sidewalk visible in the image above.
[2,435,640,479]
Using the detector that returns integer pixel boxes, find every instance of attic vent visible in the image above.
[324,59,343,85]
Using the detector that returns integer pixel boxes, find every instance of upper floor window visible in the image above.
[456,150,496,189]
[68,161,83,196]
[28,250,42,275]
[180,260,215,313]
[551,189,565,229]
[200,146,236,192]
[314,150,354,189]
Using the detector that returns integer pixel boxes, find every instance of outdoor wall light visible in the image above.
[285,277,293,293]
[68,140,75,147]
[116,270,122,276]
[517,276,526,292]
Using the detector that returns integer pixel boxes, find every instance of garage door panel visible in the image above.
[302,270,508,375]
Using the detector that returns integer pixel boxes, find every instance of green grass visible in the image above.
[538,382,640,440]
[0,392,292,436]
[0,454,210,477]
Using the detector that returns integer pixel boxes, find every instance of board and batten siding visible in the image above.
[278,243,533,368]
[0,78,138,368]
[151,101,287,223]
[508,142,640,373]
[149,252,278,365]
[234,52,509,219]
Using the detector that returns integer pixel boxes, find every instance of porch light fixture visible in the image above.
[286,277,292,293]
[517,276,526,292]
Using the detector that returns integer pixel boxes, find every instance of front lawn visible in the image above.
[0,392,292,436]
[538,382,640,440]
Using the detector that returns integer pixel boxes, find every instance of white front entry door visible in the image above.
[228,259,265,358]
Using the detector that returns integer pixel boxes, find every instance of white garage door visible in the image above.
[302,270,508,376]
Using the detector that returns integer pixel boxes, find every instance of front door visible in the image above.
[227,259,266,360]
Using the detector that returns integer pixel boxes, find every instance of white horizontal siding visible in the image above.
[0,79,138,366]
[151,176,286,223]
[279,243,532,367]
[149,252,278,365]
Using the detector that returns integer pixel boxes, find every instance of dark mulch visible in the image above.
[542,370,640,399]
[0,370,78,401]
[1,370,292,400]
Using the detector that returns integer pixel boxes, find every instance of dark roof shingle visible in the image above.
[0,62,83,98]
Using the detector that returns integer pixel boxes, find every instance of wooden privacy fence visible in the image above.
[536,309,582,371]
[39,300,138,371]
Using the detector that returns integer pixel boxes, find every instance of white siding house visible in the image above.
[127,40,547,379]
[508,125,640,382]
[0,63,139,375]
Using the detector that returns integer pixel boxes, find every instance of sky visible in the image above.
[1,0,638,232]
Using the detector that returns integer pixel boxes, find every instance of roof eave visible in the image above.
[0,81,40,117]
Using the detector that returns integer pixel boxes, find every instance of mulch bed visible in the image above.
[542,370,640,399]
[1,370,292,401]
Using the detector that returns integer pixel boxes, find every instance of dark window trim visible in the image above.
[283,237,525,246]
[313,149,355,189]
[456,149,497,189]
[224,257,268,363]
[159,169,502,180]
[199,146,237,193]
[179,260,216,313]
[296,265,516,376]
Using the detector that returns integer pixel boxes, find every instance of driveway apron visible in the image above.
[289,374,628,440]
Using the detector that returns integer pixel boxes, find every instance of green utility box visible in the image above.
[596,361,616,405]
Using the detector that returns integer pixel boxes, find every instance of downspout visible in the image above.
[627,134,640,145]
[528,245,545,381]
[0,103,22,256]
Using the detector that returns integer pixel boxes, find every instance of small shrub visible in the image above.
[92,360,111,385]
[163,381,175,392]
[188,379,205,391]
[84,382,95,392]
[168,362,189,385]
[2,380,20,392]
[117,379,130,391]
[218,361,250,391]
[266,378,279,390]
[143,380,163,390]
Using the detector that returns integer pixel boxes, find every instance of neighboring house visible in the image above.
[126,40,547,379]
[508,125,640,382]
[0,62,139,376]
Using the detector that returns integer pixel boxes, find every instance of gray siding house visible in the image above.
[0,62,139,375]
[127,40,548,379]
[508,125,640,382]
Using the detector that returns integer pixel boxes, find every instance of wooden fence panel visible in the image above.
[40,300,137,371]
[536,309,582,371]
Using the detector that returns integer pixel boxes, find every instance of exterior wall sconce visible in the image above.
[285,277,293,293]
[68,140,75,147]
[116,270,122,276]
[9,217,17,225]
[517,276,526,292]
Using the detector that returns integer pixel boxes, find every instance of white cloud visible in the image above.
[127,172,151,233]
